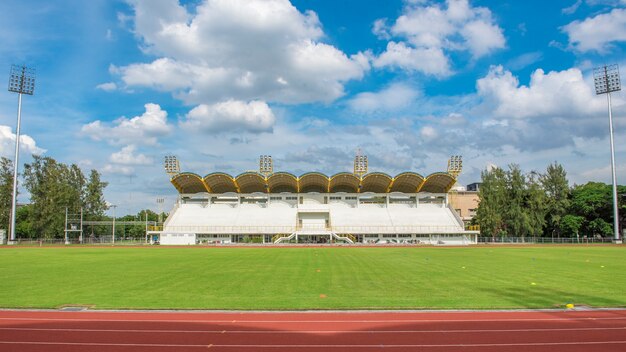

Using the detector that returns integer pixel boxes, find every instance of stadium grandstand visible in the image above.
[151,154,478,245]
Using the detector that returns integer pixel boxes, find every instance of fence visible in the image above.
[8,237,149,246]
[477,236,616,244]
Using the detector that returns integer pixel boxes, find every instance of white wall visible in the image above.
[160,233,196,245]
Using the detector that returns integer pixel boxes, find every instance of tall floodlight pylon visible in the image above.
[593,64,622,243]
[7,65,36,244]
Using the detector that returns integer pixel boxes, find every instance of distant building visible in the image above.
[466,182,481,192]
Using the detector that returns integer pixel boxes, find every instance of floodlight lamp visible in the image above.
[164,155,180,175]
[447,155,463,178]
[594,64,621,95]
[8,65,35,95]
[259,155,273,176]
[353,150,368,176]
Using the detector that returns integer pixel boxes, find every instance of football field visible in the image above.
[0,246,624,310]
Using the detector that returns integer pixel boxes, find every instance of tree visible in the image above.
[569,182,619,238]
[476,167,507,238]
[561,214,584,238]
[0,157,14,232]
[541,162,570,237]
[84,170,108,219]
[526,171,547,238]
[23,156,106,238]
[503,164,531,237]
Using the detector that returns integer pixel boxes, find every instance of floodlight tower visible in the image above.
[259,155,273,177]
[156,197,165,224]
[354,149,368,177]
[594,64,622,243]
[447,155,463,179]
[164,155,180,176]
[7,65,35,244]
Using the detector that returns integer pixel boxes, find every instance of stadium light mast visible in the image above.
[259,155,273,177]
[164,155,180,176]
[594,64,622,243]
[447,155,463,179]
[353,149,368,177]
[7,65,35,244]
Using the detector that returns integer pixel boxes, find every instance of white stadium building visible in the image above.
[153,155,478,245]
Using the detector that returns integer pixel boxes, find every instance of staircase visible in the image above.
[331,233,354,244]
[273,233,296,244]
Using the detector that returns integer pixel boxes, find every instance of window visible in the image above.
[270,197,282,200]
[330,196,342,200]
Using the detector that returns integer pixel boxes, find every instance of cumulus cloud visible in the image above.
[114,0,368,104]
[180,100,276,134]
[0,125,46,157]
[562,8,626,52]
[109,145,153,165]
[373,0,505,76]
[373,42,451,76]
[470,65,618,152]
[476,65,604,119]
[81,103,172,145]
[96,82,117,91]
[348,83,420,112]
[101,164,135,176]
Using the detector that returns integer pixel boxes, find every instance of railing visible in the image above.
[331,225,466,234]
[477,236,617,244]
[274,233,296,244]
[162,201,179,228]
[161,224,470,234]
[164,225,297,234]
[7,237,149,246]
[331,233,354,244]
[447,203,465,227]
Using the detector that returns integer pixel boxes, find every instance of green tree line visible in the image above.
[475,162,625,238]
[0,155,109,239]
[1,156,167,239]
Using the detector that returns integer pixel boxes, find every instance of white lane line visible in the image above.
[0,327,624,334]
[0,341,626,348]
[0,317,625,323]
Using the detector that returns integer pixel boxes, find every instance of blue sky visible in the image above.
[1,0,626,215]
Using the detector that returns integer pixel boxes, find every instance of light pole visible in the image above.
[110,204,117,245]
[7,65,35,244]
[593,64,622,243]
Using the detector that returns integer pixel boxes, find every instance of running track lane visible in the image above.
[0,309,625,351]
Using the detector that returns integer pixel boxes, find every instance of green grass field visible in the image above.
[0,246,624,310]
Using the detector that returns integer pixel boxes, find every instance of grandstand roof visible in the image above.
[171,171,457,194]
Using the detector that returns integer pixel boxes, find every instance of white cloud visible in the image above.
[81,103,172,145]
[0,125,46,157]
[562,8,626,52]
[101,164,135,176]
[372,18,390,39]
[374,0,505,75]
[476,65,604,119]
[180,100,276,134]
[115,0,368,104]
[419,125,438,140]
[562,0,582,15]
[373,42,451,76]
[461,20,506,58]
[348,83,421,112]
[96,82,117,91]
[109,145,153,165]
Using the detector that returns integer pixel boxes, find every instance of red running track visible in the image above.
[0,309,625,351]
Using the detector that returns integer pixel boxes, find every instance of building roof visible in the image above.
[171,171,457,194]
